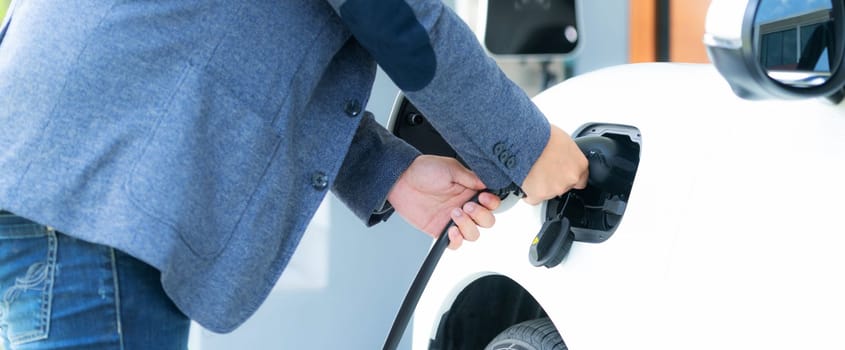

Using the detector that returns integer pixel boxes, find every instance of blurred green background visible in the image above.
[0,0,9,20]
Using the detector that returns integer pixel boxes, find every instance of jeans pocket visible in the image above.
[0,214,56,346]
[126,70,281,258]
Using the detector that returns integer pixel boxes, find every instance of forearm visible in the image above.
[326,0,550,190]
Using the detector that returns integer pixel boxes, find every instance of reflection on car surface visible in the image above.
[390,0,845,349]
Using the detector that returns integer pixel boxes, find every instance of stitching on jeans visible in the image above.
[110,248,124,350]
[0,227,56,345]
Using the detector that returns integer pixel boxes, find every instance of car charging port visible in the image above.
[530,124,641,268]
[386,97,641,268]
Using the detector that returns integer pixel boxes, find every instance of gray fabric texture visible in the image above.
[0,0,550,332]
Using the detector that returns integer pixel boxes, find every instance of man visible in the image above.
[0,0,587,348]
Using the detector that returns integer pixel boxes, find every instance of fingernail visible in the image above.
[452,208,462,218]
[464,202,476,213]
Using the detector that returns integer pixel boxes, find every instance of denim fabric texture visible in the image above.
[0,0,551,331]
[0,211,54,347]
[0,211,190,350]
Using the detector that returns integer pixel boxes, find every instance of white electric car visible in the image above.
[388,0,845,349]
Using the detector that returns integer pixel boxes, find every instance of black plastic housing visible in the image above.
[543,123,641,244]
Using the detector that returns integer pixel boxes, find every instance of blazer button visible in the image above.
[344,99,362,117]
[493,142,517,169]
[311,172,329,190]
[498,150,511,164]
[493,142,506,156]
[505,156,516,169]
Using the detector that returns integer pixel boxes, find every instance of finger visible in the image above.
[575,171,589,190]
[523,184,571,205]
[523,195,543,206]
[451,207,480,242]
[477,192,502,211]
[463,201,495,228]
[447,226,463,250]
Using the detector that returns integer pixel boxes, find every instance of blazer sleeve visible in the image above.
[325,0,551,190]
[331,112,421,226]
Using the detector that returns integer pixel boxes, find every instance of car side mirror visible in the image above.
[477,0,580,57]
[704,0,845,101]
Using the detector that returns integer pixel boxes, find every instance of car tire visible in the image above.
[484,317,567,350]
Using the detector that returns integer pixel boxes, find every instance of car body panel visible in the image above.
[412,63,845,349]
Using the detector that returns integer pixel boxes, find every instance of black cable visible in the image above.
[382,213,454,350]
[383,185,521,350]
[383,184,519,350]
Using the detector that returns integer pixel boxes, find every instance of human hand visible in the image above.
[387,155,502,249]
[521,124,589,205]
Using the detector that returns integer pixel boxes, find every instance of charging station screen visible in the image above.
[484,0,578,55]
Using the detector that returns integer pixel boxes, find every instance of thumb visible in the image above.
[448,160,485,190]
[522,194,543,206]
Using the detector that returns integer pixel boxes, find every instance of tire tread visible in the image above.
[485,317,567,350]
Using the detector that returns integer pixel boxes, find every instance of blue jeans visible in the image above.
[0,211,190,350]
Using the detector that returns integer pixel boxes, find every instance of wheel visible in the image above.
[484,317,567,350]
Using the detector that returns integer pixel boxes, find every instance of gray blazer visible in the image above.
[0,0,550,332]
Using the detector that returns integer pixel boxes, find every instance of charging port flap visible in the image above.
[530,123,641,268]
